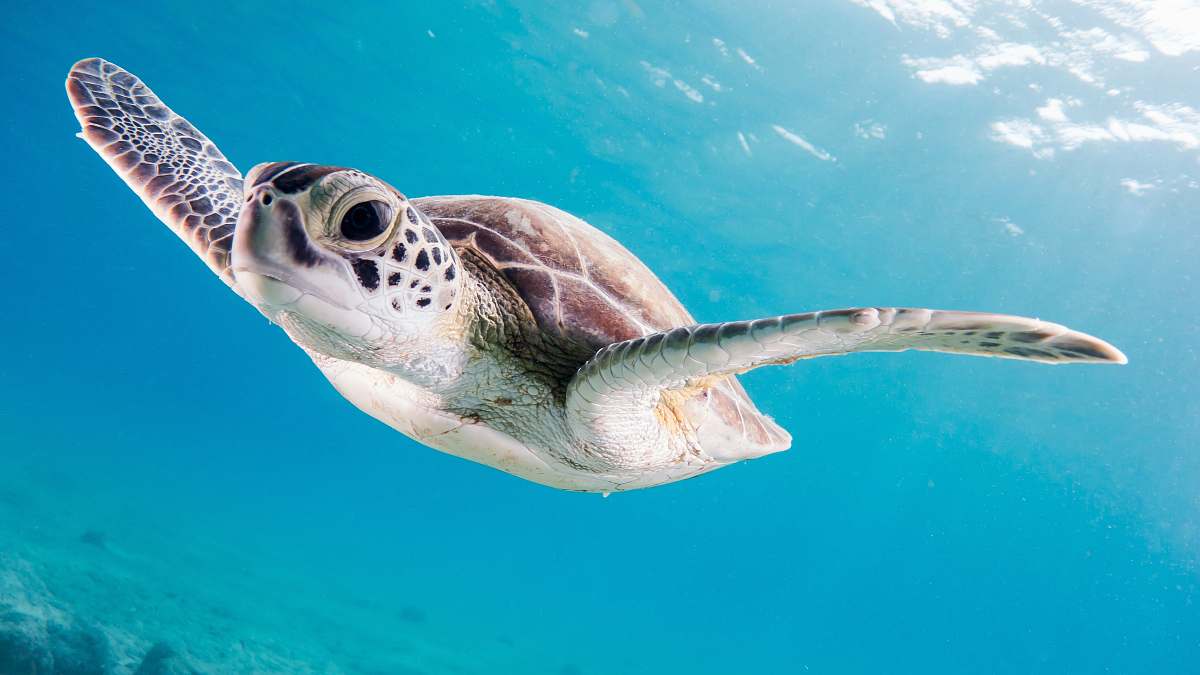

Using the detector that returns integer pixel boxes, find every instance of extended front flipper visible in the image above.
[565,307,1125,469]
[66,58,244,288]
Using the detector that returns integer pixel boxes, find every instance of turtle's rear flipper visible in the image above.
[566,307,1125,462]
[66,58,244,289]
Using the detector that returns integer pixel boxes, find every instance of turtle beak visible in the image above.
[231,186,375,340]
[230,181,354,312]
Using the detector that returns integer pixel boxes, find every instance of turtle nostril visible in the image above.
[261,192,273,206]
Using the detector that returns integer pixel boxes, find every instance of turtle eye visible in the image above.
[339,200,392,242]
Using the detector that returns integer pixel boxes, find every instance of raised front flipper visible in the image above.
[66,58,244,288]
[565,308,1125,469]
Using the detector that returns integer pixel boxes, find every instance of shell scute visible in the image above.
[414,195,688,351]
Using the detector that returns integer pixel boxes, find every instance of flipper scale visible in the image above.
[66,58,243,287]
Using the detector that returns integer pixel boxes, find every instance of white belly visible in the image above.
[310,353,730,493]
[311,354,600,490]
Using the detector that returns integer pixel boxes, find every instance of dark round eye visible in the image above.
[340,200,391,241]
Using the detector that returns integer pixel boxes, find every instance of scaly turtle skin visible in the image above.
[66,58,1127,493]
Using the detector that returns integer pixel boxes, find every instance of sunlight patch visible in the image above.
[673,79,704,103]
[902,43,1043,86]
[854,120,888,140]
[990,119,1046,150]
[991,101,1200,157]
[908,58,983,85]
[1120,178,1155,195]
[736,47,764,71]
[772,125,836,161]
[976,42,1046,69]
[849,0,976,38]
[849,0,1199,162]
[639,61,671,88]
[1036,98,1071,122]
[639,61,706,104]
[1075,0,1200,56]
[852,0,1169,90]
[995,217,1025,237]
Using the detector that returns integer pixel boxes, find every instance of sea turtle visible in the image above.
[66,58,1126,493]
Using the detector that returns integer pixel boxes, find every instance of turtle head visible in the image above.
[231,163,463,370]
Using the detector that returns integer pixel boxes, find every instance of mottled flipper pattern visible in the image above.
[66,58,243,286]
[568,307,1125,458]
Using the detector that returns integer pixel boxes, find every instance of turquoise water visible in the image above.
[2,1,1199,672]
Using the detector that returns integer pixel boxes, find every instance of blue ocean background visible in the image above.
[2,1,1198,672]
